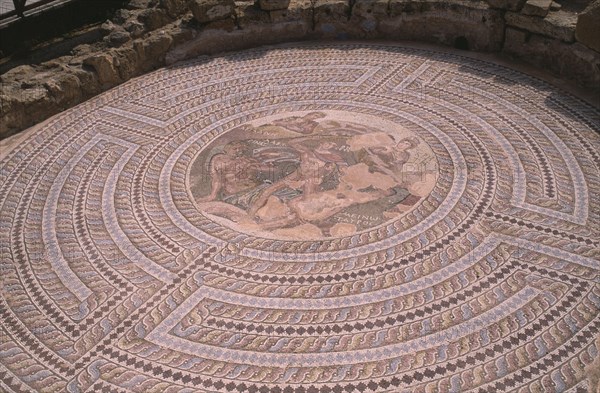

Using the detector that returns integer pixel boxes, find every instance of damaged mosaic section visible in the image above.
[189,111,438,239]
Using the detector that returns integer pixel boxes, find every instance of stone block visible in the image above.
[0,65,36,82]
[314,0,350,21]
[44,72,82,108]
[70,65,101,97]
[314,0,350,37]
[123,19,146,38]
[112,47,139,80]
[169,23,197,46]
[522,0,552,17]
[505,10,577,42]
[576,0,600,52]
[259,0,290,11]
[137,8,172,30]
[352,0,389,17]
[134,33,174,71]
[486,0,526,11]
[82,53,120,86]
[269,0,312,23]
[100,20,119,36]
[504,25,528,46]
[382,1,504,51]
[504,26,600,87]
[127,0,159,10]
[112,9,131,24]
[99,20,130,48]
[189,0,235,24]
[347,0,390,36]
[161,0,188,18]
[389,0,427,16]
[105,30,131,47]
[0,82,50,138]
[235,1,270,27]
[166,17,308,64]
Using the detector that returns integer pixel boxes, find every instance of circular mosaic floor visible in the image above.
[1,42,599,393]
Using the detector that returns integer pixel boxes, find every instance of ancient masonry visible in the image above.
[0,42,599,392]
[1,0,599,139]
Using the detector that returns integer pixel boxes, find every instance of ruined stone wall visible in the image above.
[1,0,599,139]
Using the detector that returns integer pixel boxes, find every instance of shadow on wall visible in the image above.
[0,0,129,59]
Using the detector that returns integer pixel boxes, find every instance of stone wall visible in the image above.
[1,0,599,139]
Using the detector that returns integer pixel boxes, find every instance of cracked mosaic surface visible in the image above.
[0,42,599,393]
[189,111,438,239]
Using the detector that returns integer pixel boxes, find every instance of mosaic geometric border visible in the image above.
[0,42,598,393]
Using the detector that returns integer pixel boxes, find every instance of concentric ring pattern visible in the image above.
[1,42,599,393]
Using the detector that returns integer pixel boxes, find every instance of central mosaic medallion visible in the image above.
[189,110,438,239]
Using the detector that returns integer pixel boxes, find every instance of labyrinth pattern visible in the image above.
[1,42,599,393]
